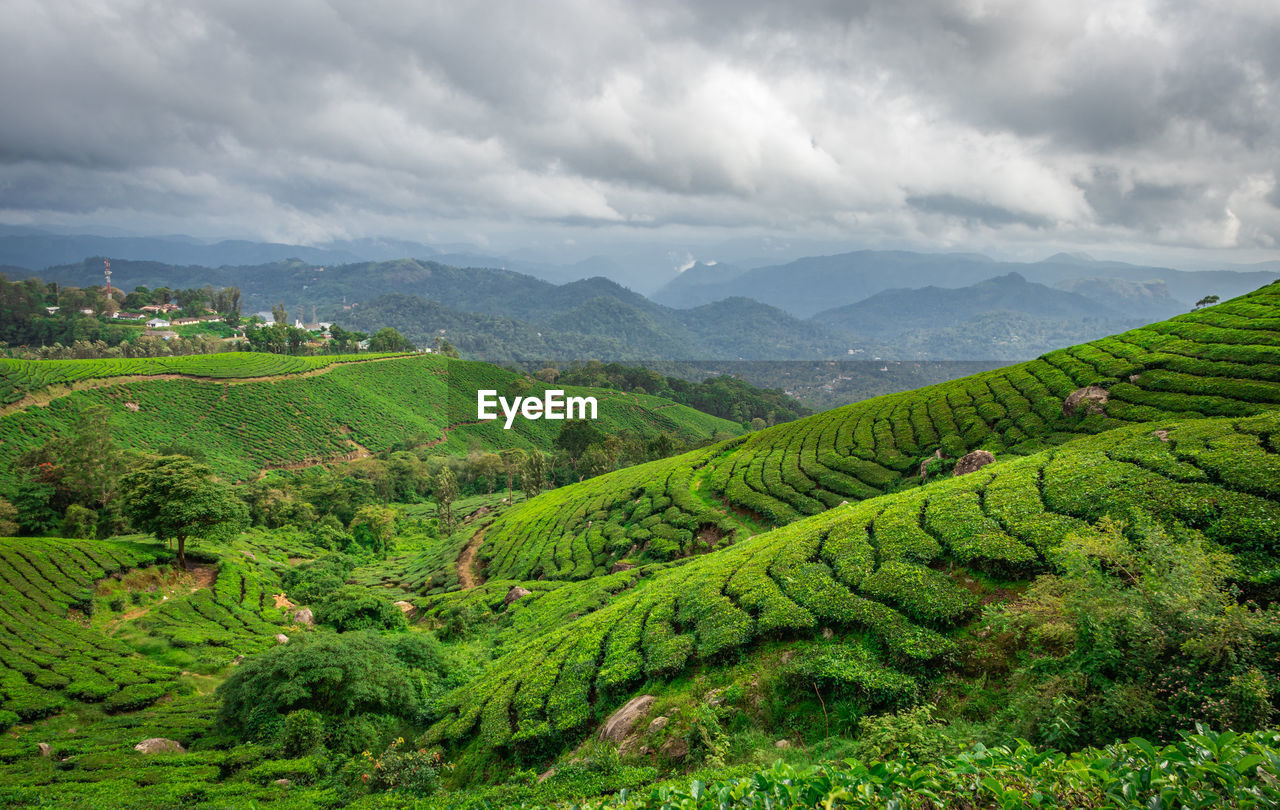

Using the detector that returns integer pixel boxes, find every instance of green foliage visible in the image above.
[282,553,357,604]
[61,504,98,539]
[585,728,1280,809]
[316,586,408,633]
[360,737,444,795]
[216,632,423,743]
[119,455,248,567]
[981,516,1280,747]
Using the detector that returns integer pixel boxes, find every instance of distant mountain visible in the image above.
[811,272,1123,338]
[651,249,1277,317]
[1051,276,1180,321]
[0,231,369,270]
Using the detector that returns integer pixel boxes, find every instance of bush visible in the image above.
[216,632,424,743]
[361,737,443,795]
[61,504,98,539]
[279,709,327,757]
[316,586,407,633]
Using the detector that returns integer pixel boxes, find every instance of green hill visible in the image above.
[0,353,743,490]
[475,282,1280,574]
[428,410,1280,756]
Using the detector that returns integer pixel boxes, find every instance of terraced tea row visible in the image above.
[475,283,1280,570]
[426,412,1280,754]
[0,538,175,722]
[477,446,744,581]
[0,352,410,406]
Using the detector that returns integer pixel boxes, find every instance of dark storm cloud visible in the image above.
[0,0,1276,253]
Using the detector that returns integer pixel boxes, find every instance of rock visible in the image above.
[37,743,51,757]
[504,586,532,606]
[536,767,557,784]
[659,736,688,760]
[273,778,292,787]
[274,633,289,644]
[821,627,834,640]
[775,739,791,749]
[953,450,995,476]
[231,655,245,666]
[919,448,943,479]
[135,738,185,754]
[609,562,635,574]
[1062,385,1110,417]
[1152,429,1170,442]
[292,608,314,626]
[393,600,416,616]
[1129,373,1142,383]
[241,550,256,560]
[705,689,723,706]
[598,694,655,743]
[647,716,669,734]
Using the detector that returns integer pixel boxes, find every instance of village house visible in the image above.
[146,317,171,328]
[78,308,95,315]
[113,311,146,321]
[44,306,59,314]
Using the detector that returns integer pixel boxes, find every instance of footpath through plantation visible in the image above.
[0,282,1277,807]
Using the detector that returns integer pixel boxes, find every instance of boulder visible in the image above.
[504,586,532,606]
[292,608,314,626]
[135,738,185,755]
[609,562,635,574]
[953,450,995,476]
[598,694,655,743]
[1152,429,1170,442]
[1062,385,1109,417]
[705,689,724,706]
[821,627,834,640]
[274,633,289,645]
[659,736,688,760]
[394,600,416,616]
[37,743,51,758]
[647,716,669,734]
[775,739,791,749]
[273,779,292,787]
[231,655,245,666]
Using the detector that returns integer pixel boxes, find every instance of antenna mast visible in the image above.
[103,259,113,298]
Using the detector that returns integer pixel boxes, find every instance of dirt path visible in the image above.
[422,419,485,449]
[456,524,489,590]
[0,354,411,418]
[256,438,373,474]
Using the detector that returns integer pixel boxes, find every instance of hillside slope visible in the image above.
[475,281,1280,581]
[429,410,1280,754]
[0,354,742,489]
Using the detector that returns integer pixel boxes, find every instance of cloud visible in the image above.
[0,0,1276,260]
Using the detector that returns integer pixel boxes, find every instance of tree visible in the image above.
[434,467,459,536]
[499,448,526,494]
[556,419,604,463]
[369,327,414,352]
[119,456,248,569]
[349,504,396,557]
[0,499,17,536]
[271,302,287,324]
[433,336,460,358]
[521,451,547,500]
[1194,294,1220,310]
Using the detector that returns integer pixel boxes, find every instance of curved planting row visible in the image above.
[0,538,175,721]
[477,446,743,581]
[477,283,1280,570]
[134,557,291,663]
[426,412,1280,754]
[0,352,411,406]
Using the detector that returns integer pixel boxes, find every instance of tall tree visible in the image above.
[520,452,547,500]
[120,456,248,569]
[434,467,459,536]
[499,448,526,494]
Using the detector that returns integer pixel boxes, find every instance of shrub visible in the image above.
[61,504,98,539]
[216,632,423,742]
[316,586,408,633]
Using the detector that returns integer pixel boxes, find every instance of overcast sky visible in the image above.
[1,0,1278,270]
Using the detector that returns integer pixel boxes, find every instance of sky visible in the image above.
[1,0,1278,273]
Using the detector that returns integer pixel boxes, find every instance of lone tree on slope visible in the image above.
[120,456,248,569]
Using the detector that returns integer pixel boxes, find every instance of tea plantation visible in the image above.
[476,281,1280,576]
[0,353,742,487]
[0,284,1277,807]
